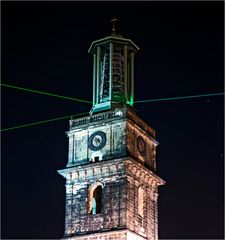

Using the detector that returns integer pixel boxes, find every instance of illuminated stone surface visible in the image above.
[58,29,165,240]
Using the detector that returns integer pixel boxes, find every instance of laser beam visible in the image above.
[1,83,92,104]
[1,112,88,132]
[134,92,225,103]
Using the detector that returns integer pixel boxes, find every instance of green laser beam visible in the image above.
[1,87,224,132]
[2,83,224,105]
[134,92,225,103]
[1,83,92,104]
[0,112,89,132]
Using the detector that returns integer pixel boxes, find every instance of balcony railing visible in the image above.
[69,107,155,138]
[69,108,126,129]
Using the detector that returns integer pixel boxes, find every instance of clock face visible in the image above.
[92,135,102,147]
[137,135,146,157]
[89,131,106,151]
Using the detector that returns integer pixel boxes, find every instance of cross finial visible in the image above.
[110,17,117,32]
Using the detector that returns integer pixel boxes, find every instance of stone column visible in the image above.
[123,45,128,102]
[130,52,135,105]
[96,46,101,104]
[93,54,96,105]
[109,43,113,101]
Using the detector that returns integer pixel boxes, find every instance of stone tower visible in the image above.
[58,23,165,240]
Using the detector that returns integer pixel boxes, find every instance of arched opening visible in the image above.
[89,184,103,215]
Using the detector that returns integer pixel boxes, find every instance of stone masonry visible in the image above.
[58,157,164,240]
[58,107,165,240]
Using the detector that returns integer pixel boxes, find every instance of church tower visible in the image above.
[58,19,165,240]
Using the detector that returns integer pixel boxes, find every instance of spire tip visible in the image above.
[110,17,117,32]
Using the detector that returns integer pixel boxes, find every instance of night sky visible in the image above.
[2,1,224,239]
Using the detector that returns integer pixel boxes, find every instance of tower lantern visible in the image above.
[89,23,139,114]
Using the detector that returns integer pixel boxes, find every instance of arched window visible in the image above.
[138,186,144,218]
[89,183,103,215]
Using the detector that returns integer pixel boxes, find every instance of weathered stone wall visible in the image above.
[126,120,157,172]
[67,107,158,172]
[58,107,165,240]
[126,161,159,240]
[66,118,126,167]
[58,158,164,240]
[62,160,127,237]
[63,229,146,240]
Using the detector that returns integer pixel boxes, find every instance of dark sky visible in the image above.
[1,1,224,239]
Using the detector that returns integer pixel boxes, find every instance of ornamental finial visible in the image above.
[110,17,117,32]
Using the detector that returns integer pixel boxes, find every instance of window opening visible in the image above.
[91,156,100,163]
[90,185,102,215]
[138,186,144,218]
[94,156,99,162]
